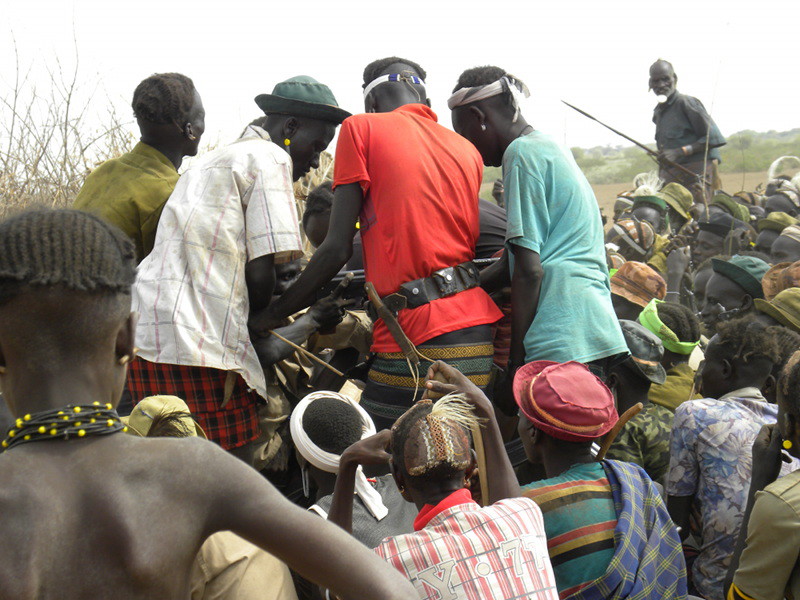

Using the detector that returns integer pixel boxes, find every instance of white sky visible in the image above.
[3,0,800,152]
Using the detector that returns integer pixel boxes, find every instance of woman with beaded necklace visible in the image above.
[0,209,415,600]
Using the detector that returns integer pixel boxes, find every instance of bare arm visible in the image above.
[195,439,416,600]
[480,250,510,294]
[245,254,276,314]
[251,183,362,335]
[327,430,393,535]
[508,244,543,370]
[424,361,521,503]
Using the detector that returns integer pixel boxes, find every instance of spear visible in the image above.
[561,100,701,181]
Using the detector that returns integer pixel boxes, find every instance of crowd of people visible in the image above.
[0,55,799,600]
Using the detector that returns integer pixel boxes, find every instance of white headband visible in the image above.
[290,391,388,520]
[363,73,426,99]
[447,75,530,123]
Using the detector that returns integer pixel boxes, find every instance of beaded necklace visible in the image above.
[2,402,127,451]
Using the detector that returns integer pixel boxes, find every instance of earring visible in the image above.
[480,124,487,131]
[118,347,139,366]
[397,484,405,493]
[284,138,291,147]
[784,440,793,450]
[464,477,471,488]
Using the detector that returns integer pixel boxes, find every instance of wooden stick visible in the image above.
[596,402,643,460]
[470,423,489,507]
[268,329,345,377]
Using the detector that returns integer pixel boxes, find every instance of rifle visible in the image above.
[316,257,500,301]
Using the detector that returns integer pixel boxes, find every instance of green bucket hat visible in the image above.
[255,75,351,124]
[757,211,798,233]
[711,255,771,299]
[639,299,700,355]
[754,288,800,334]
[658,183,693,220]
[711,193,751,223]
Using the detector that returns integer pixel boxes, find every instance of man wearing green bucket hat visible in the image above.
[129,76,351,464]
[700,255,771,333]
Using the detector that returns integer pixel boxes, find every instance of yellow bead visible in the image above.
[8,430,15,438]
[57,411,64,416]
[62,416,69,421]
[1,441,7,448]
[106,404,112,410]
[49,429,57,436]
[90,419,96,424]
[23,435,30,441]
[15,419,22,428]
[78,430,86,437]
[74,422,81,427]
[23,414,31,421]
[107,420,114,427]
[38,426,46,434]
[123,426,128,433]
[73,407,81,413]
[93,402,100,406]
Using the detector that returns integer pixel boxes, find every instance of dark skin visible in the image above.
[754,229,779,255]
[138,89,205,170]
[765,195,800,217]
[611,294,644,321]
[724,394,799,597]
[667,334,774,540]
[252,265,351,368]
[771,235,800,264]
[518,416,596,480]
[251,62,428,333]
[607,361,652,415]
[451,97,539,380]
[692,230,725,267]
[245,115,338,332]
[700,273,752,332]
[327,360,520,535]
[0,288,416,600]
[304,212,330,249]
[693,266,713,312]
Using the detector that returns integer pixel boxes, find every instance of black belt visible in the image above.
[371,261,481,318]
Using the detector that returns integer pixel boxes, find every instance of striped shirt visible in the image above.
[522,462,617,598]
[133,126,303,401]
[374,492,558,600]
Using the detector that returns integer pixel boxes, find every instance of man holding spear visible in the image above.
[650,59,726,203]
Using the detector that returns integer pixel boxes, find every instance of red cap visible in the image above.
[513,361,618,442]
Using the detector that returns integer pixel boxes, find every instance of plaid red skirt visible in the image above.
[126,358,261,450]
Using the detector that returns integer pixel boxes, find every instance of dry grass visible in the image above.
[0,42,134,219]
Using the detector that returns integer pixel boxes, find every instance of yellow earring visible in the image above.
[784,440,793,450]
[284,138,291,147]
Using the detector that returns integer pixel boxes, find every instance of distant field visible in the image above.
[481,170,770,218]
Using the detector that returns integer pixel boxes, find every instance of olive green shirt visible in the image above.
[732,469,800,600]
[73,142,179,261]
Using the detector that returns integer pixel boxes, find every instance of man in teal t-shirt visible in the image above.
[503,131,627,370]
[449,66,626,379]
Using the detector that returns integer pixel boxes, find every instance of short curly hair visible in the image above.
[362,57,427,88]
[302,397,363,455]
[714,317,781,366]
[132,72,197,127]
[452,66,508,92]
[302,181,333,230]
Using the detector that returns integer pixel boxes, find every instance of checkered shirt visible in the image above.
[126,359,260,450]
[374,497,558,600]
[133,126,302,402]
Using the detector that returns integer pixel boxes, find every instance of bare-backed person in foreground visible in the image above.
[0,209,416,600]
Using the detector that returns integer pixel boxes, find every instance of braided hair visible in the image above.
[714,317,781,366]
[302,397,363,455]
[132,73,197,127]
[302,181,333,231]
[780,351,800,419]
[363,57,427,88]
[657,302,701,344]
[0,209,136,306]
[391,395,478,481]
